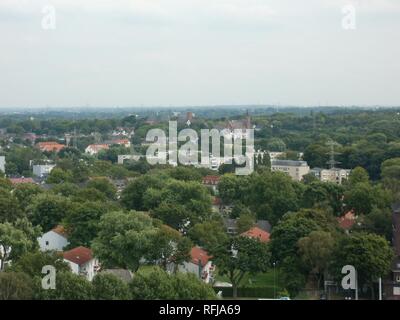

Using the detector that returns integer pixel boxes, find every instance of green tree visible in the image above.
[86,178,117,200]
[0,272,33,300]
[188,220,228,251]
[10,251,70,278]
[92,211,157,272]
[147,224,192,270]
[0,189,23,223]
[297,231,335,289]
[92,273,131,300]
[211,236,270,299]
[13,183,43,211]
[331,233,394,299]
[0,223,32,270]
[28,193,72,232]
[38,271,94,300]
[347,166,370,186]
[64,201,110,247]
[269,208,337,263]
[129,267,216,300]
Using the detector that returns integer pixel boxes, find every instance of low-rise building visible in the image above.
[85,144,109,155]
[241,227,271,243]
[202,175,220,193]
[178,246,214,284]
[310,167,351,184]
[36,141,65,153]
[271,160,310,181]
[37,225,69,252]
[33,164,56,177]
[63,246,99,281]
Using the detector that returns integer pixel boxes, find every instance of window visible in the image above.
[396,275,400,283]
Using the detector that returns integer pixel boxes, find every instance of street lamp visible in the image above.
[273,261,277,299]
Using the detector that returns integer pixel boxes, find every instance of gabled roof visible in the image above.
[63,246,93,266]
[337,211,356,230]
[36,141,65,152]
[241,227,270,243]
[190,246,211,266]
[51,225,68,239]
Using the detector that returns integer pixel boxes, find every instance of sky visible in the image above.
[0,0,399,108]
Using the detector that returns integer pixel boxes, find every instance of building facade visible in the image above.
[271,160,310,181]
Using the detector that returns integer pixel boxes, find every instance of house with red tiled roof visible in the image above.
[178,246,214,284]
[37,225,70,252]
[109,139,131,148]
[241,227,271,243]
[202,175,220,193]
[9,177,35,185]
[337,211,357,233]
[63,246,99,281]
[36,141,65,153]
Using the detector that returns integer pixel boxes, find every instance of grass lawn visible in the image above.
[214,269,286,299]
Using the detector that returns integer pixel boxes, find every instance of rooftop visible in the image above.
[272,160,308,167]
[63,246,93,266]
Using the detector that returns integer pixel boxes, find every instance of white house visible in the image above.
[85,144,109,155]
[33,164,56,177]
[178,246,214,284]
[37,225,70,252]
[63,246,99,281]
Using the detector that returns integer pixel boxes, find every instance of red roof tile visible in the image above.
[10,177,35,185]
[190,246,211,266]
[241,227,270,243]
[63,246,93,265]
[337,211,356,230]
[51,225,68,238]
[202,175,220,185]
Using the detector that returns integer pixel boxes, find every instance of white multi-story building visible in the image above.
[310,168,351,184]
[271,160,310,181]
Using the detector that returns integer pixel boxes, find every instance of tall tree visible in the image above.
[92,211,157,272]
[211,236,270,299]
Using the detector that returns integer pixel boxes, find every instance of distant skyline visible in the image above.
[0,0,399,108]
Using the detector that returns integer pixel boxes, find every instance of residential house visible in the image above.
[223,218,271,235]
[271,160,310,181]
[107,139,131,148]
[37,225,69,252]
[337,211,357,233]
[202,175,220,193]
[85,144,109,155]
[241,227,271,243]
[33,164,56,177]
[9,177,36,185]
[36,141,65,153]
[178,246,214,284]
[63,246,99,281]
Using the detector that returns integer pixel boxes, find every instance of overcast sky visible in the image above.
[0,0,399,108]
